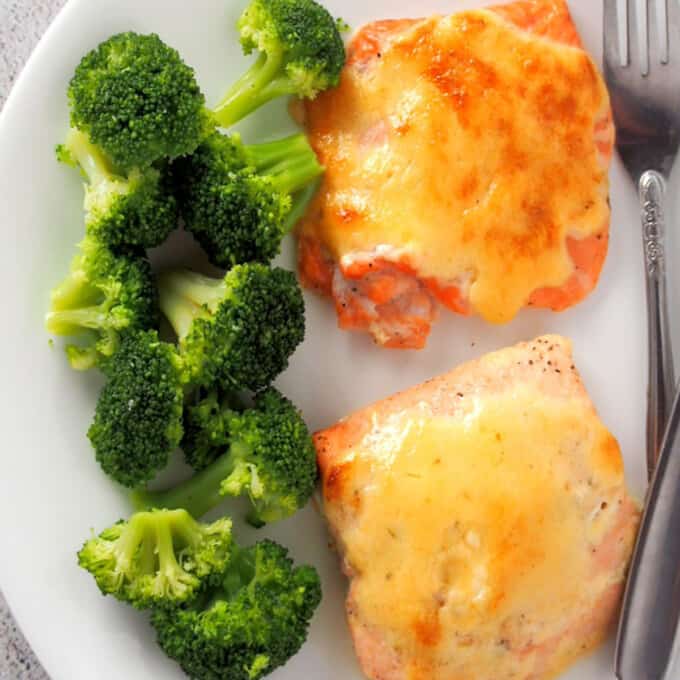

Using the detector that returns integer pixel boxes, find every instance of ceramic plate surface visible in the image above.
[0,1,672,678]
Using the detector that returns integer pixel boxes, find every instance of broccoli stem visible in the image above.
[161,270,227,311]
[61,128,115,185]
[46,271,112,337]
[155,520,193,591]
[264,152,323,196]
[245,134,315,172]
[114,510,205,592]
[158,270,227,341]
[115,512,150,574]
[283,179,321,234]
[49,272,101,312]
[117,509,205,571]
[247,132,324,196]
[136,520,158,576]
[65,344,99,371]
[170,510,204,549]
[45,307,120,335]
[158,285,199,342]
[212,50,291,127]
[131,449,238,519]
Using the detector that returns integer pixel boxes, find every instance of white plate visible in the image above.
[0,0,671,678]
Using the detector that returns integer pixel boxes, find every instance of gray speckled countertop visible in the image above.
[1,3,65,676]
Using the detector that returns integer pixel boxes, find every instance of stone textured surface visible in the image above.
[0,0,66,104]
[1,2,64,674]
[0,593,49,680]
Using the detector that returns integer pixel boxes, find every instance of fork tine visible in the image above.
[667,0,680,63]
[635,0,650,75]
[604,0,628,66]
[653,0,669,63]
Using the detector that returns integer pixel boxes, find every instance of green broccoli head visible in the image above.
[174,135,290,269]
[134,387,317,527]
[181,389,235,471]
[212,0,346,127]
[78,509,233,610]
[221,388,318,526]
[174,131,322,268]
[57,128,178,249]
[159,264,305,391]
[151,539,322,680]
[45,237,158,370]
[68,32,212,171]
[88,330,185,487]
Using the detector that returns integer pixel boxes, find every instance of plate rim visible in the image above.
[0,1,81,676]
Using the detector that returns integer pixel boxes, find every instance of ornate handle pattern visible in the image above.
[640,171,666,279]
[639,170,675,479]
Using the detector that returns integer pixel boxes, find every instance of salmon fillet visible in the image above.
[315,336,639,680]
[298,0,614,348]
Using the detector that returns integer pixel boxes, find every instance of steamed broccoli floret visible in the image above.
[151,539,321,680]
[56,128,178,249]
[69,32,211,172]
[78,509,233,610]
[212,0,346,127]
[45,237,158,370]
[133,388,317,527]
[158,265,305,391]
[88,330,185,487]
[174,131,323,268]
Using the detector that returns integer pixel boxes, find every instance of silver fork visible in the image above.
[604,1,680,678]
[605,0,677,481]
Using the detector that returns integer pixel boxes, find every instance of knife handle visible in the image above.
[615,385,680,680]
[640,170,676,479]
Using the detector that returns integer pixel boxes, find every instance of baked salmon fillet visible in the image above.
[297,0,615,348]
[315,336,639,680]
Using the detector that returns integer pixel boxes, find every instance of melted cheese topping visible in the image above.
[301,10,610,322]
[338,387,625,679]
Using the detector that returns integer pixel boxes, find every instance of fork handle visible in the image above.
[640,170,676,479]
[615,384,680,680]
